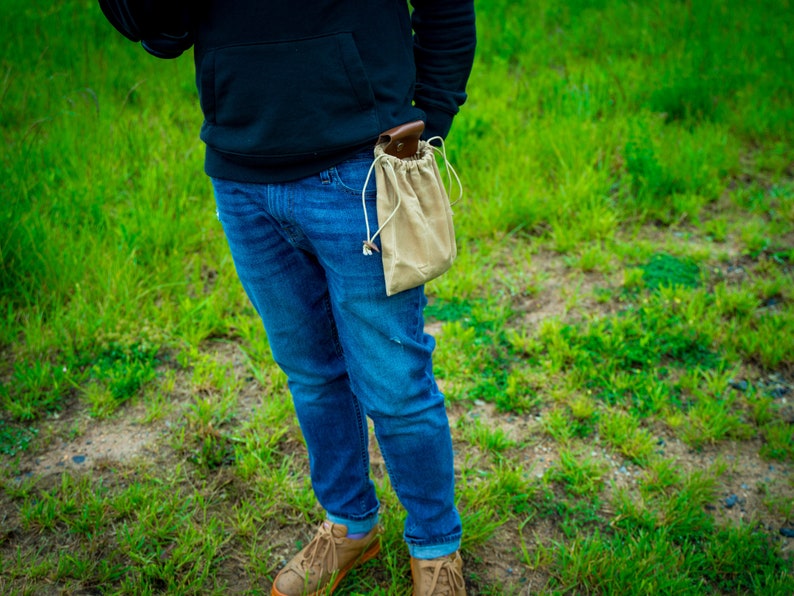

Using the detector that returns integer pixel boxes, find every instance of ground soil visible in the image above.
[6,345,792,595]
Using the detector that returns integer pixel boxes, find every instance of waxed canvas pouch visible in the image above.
[361,123,461,296]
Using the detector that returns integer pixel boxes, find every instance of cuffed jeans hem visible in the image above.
[408,538,461,560]
[326,512,379,535]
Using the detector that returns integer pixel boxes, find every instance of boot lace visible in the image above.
[297,523,342,580]
[418,556,466,595]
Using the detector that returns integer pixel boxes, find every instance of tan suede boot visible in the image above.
[410,551,467,596]
[271,521,380,596]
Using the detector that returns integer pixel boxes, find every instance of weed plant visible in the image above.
[1,0,793,593]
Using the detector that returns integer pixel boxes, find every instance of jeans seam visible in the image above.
[351,394,371,515]
[321,293,345,360]
[330,163,378,197]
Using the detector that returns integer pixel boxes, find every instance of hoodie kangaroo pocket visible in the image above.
[198,33,380,164]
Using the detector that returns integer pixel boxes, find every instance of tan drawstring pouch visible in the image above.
[361,121,462,296]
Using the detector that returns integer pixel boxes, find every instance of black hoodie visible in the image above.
[190,0,475,182]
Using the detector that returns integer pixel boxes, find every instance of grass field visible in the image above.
[1,0,793,593]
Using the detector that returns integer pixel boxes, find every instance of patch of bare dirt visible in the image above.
[497,247,628,330]
[13,403,165,480]
[466,518,552,595]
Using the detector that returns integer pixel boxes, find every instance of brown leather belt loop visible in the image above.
[377,120,425,158]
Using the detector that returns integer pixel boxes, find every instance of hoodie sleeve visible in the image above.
[410,0,476,139]
[97,0,195,58]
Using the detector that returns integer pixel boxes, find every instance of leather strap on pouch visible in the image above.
[377,120,425,158]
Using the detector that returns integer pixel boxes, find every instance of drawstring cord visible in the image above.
[428,135,464,207]
[361,136,462,256]
[361,152,389,255]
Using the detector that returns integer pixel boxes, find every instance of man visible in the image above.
[99,1,476,594]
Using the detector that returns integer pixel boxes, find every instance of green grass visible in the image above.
[2,0,793,593]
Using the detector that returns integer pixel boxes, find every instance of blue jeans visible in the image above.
[211,152,462,559]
